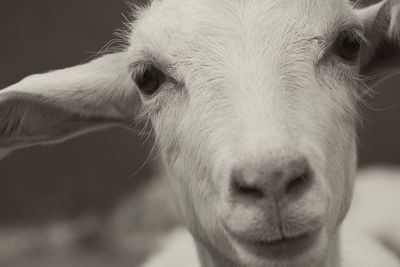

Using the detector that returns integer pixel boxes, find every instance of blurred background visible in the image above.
[0,0,399,266]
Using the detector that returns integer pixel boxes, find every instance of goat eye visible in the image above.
[133,65,166,95]
[336,31,361,62]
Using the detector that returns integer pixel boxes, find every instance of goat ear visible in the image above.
[0,52,138,150]
[356,0,400,86]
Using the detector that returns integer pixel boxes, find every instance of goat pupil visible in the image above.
[337,31,360,62]
[136,65,165,95]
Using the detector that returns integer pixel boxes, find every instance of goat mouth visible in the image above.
[228,229,321,259]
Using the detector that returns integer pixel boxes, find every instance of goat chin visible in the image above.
[141,167,400,267]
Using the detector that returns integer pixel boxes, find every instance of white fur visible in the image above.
[1,0,400,267]
[140,229,201,267]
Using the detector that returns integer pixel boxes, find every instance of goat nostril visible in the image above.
[285,171,312,197]
[230,159,313,201]
[232,179,264,199]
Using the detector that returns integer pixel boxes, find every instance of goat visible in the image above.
[1,0,400,266]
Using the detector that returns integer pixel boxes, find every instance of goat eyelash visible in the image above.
[128,47,179,76]
[129,59,181,85]
[315,25,366,65]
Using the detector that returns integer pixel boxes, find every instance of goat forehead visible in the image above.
[130,0,353,61]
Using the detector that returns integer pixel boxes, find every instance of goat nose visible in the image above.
[230,156,313,202]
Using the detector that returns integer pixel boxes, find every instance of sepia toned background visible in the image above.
[0,0,399,266]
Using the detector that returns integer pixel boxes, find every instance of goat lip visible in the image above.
[228,229,321,259]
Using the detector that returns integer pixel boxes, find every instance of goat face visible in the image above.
[1,0,399,266]
[129,0,364,265]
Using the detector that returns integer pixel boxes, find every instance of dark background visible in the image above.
[0,1,399,265]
